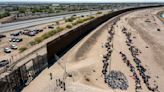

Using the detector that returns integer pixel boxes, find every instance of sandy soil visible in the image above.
[22,7,164,92]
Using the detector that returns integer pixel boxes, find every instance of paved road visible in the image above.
[0,10,110,33]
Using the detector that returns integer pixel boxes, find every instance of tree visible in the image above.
[18,8,26,13]
[56,21,60,25]
[0,12,10,19]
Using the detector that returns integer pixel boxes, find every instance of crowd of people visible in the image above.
[56,78,66,91]
[107,70,129,90]
[101,22,129,90]
[102,23,115,81]
[121,27,159,92]
[120,51,142,92]
[49,73,66,91]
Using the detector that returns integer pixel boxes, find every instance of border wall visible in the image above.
[46,5,163,65]
[0,5,163,92]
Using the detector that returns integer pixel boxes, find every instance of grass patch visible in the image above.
[56,21,60,25]
[34,37,44,44]
[96,11,102,15]
[29,27,64,46]
[56,26,64,32]
[29,41,37,46]
[29,16,95,46]
[66,24,72,29]
[65,16,76,22]
[73,16,95,25]
[19,47,27,53]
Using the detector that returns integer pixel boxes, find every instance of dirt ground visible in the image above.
[0,12,104,63]
[22,7,164,92]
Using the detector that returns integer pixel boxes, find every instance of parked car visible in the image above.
[23,31,29,35]
[33,29,43,34]
[10,32,20,36]
[10,44,17,50]
[9,38,16,42]
[10,38,23,42]
[23,28,43,37]
[0,60,9,67]
[36,29,43,32]
[48,26,54,29]
[28,31,36,36]
[23,29,31,35]
[16,38,23,42]
[0,34,6,38]
[4,48,11,53]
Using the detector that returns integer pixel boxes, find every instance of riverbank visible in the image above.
[22,7,164,92]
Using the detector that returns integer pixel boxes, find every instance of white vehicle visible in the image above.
[4,48,11,53]
[10,44,18,50]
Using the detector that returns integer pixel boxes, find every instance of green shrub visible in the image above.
[76,19,84,24]
[35,37,44,44]
[27,15,95,46]
[19,47,27,53]
[71,16,95,26]
[65,16,76,22]
[42,33,50,39]
[56,27,64,32]
[47,30,56,36]
[96,11,102,15]
[56,21,60,25]
[29,41,37,46]
[88,16,95,19]
[72,22,78,26]
[0,12,10,19]
[66,24,72,29]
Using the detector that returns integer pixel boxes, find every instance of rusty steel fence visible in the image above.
[0,53,48,92]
